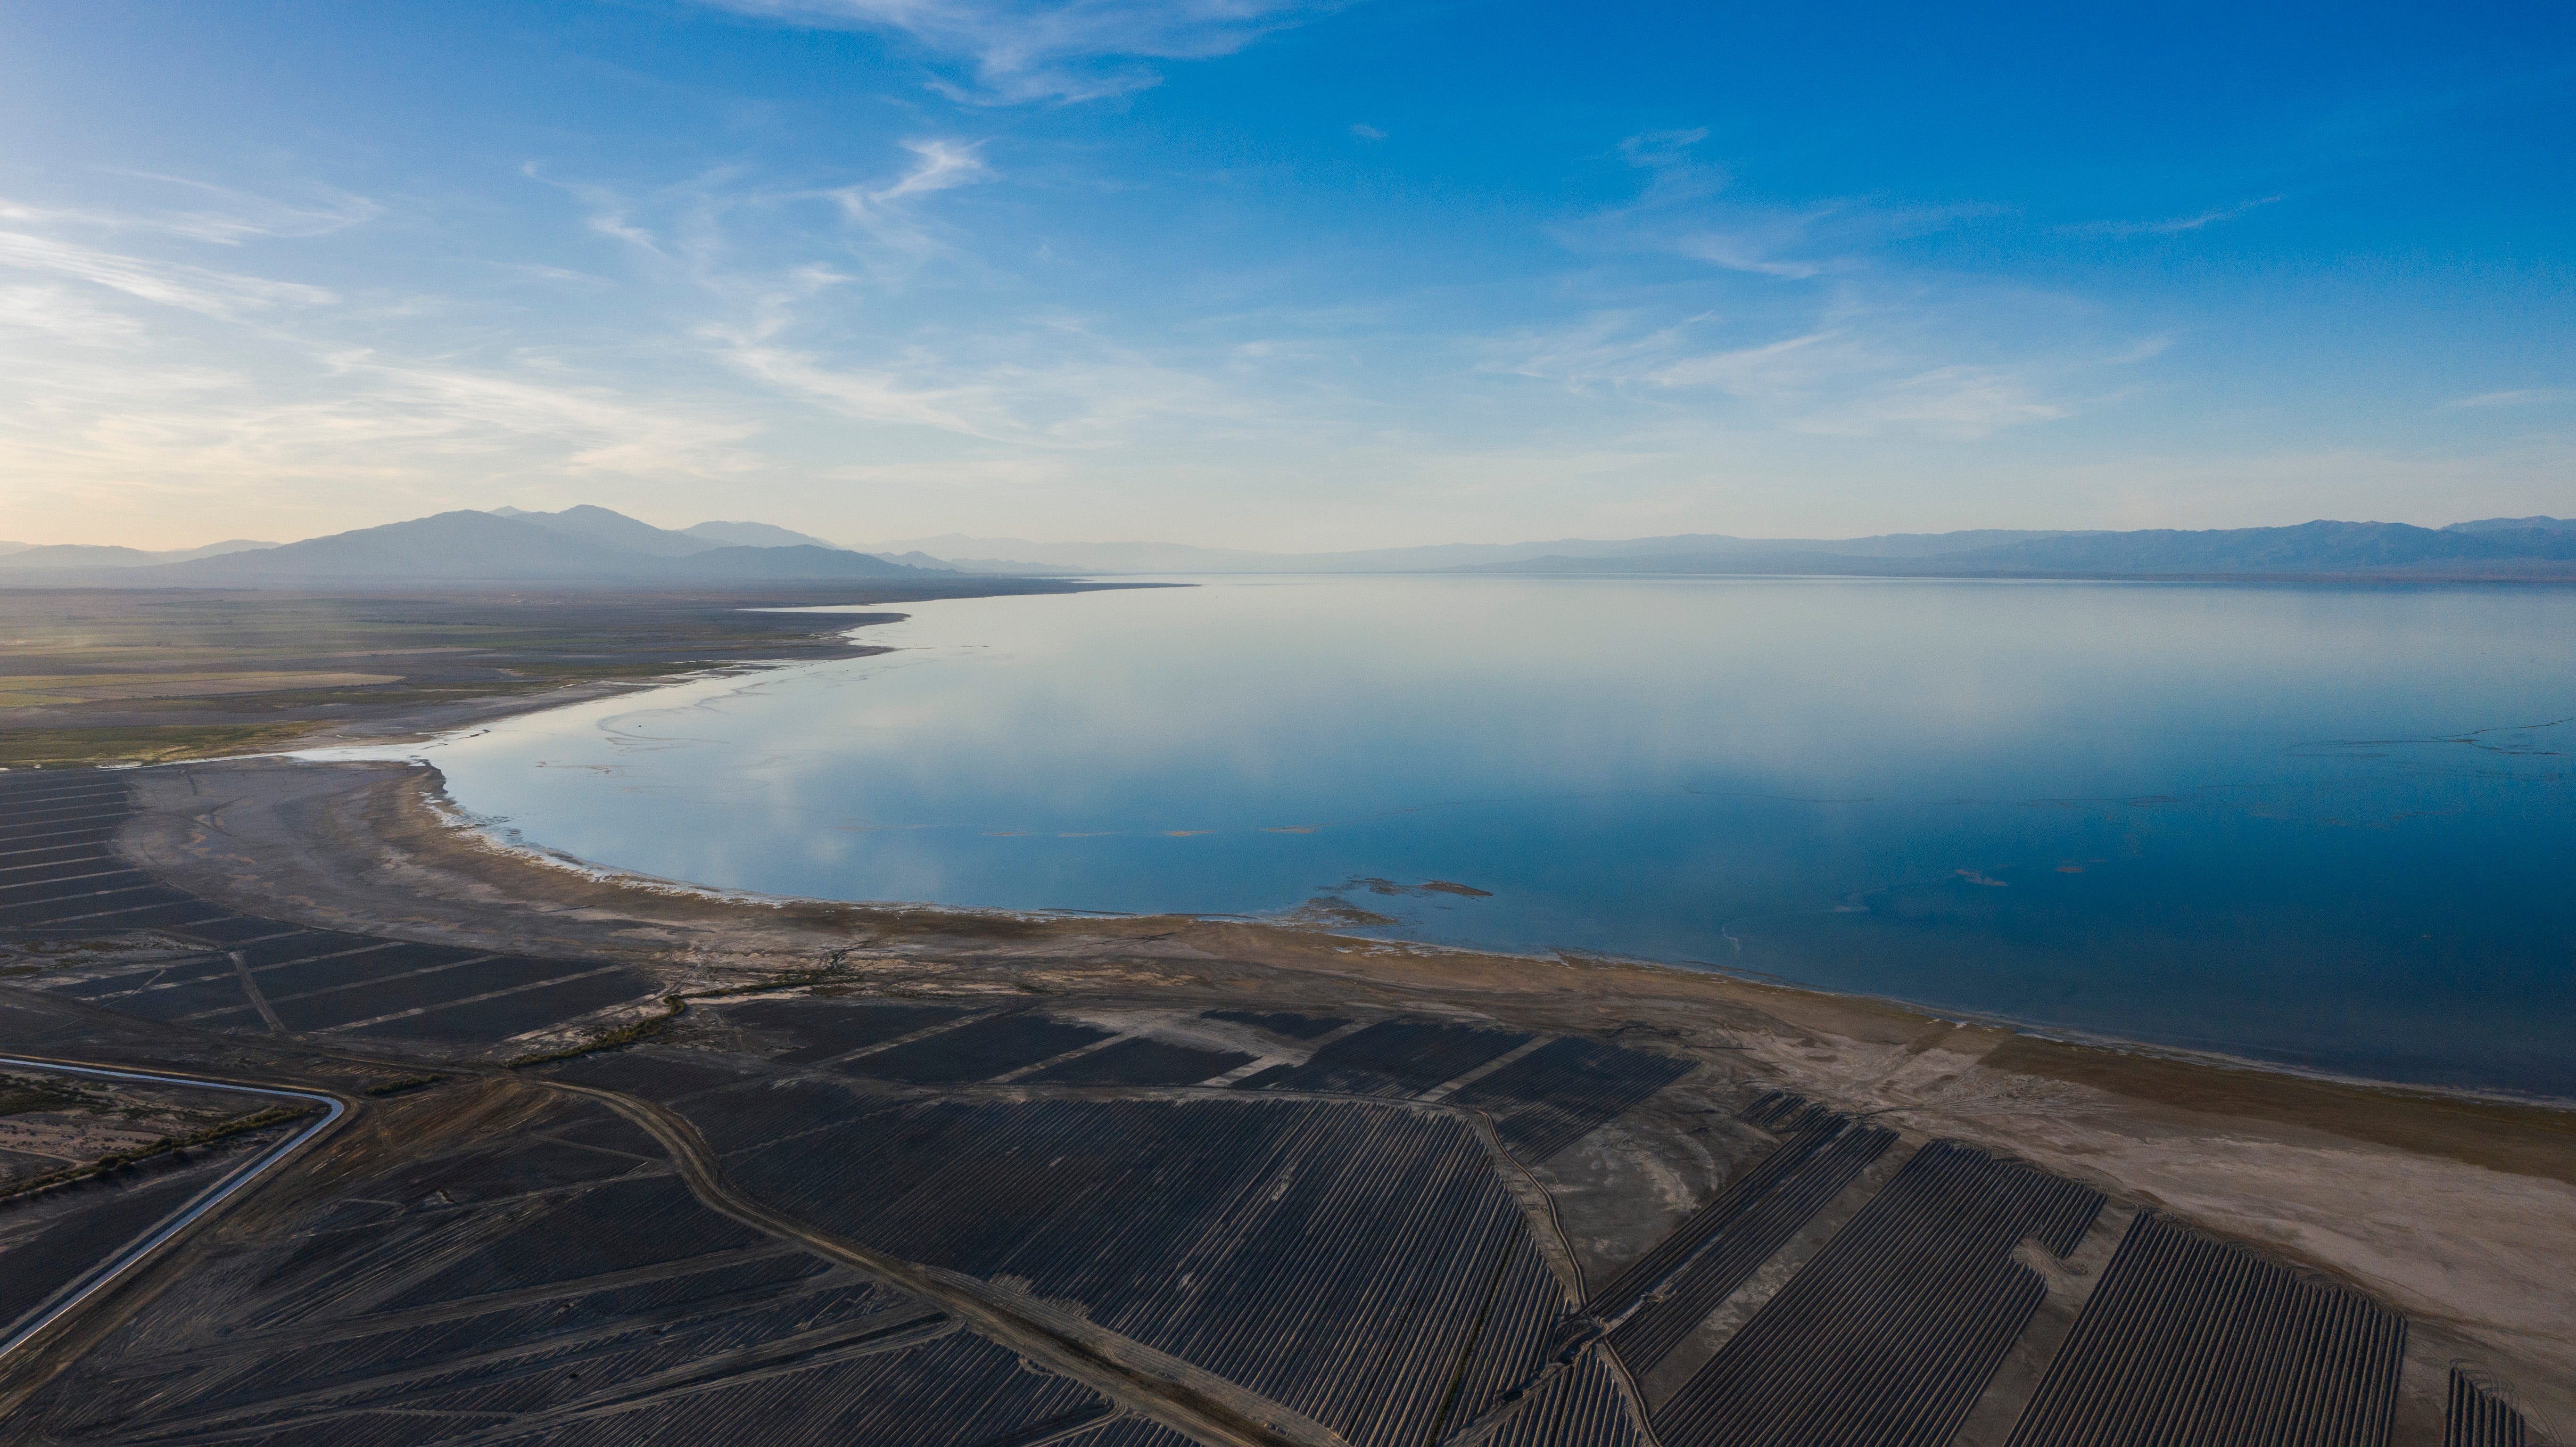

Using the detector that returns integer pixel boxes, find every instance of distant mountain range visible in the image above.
[866,517,2576,578]
[1457,518,2576,578]
[855,528,2094,576]
[0,538,279,570]
[6,509,2572,587]
[0,507,947,586]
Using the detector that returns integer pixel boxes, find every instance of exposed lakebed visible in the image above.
[385,576,2576,1096]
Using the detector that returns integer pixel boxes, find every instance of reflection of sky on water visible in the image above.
[397,576,2576,1096]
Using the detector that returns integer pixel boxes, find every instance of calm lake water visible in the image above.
[397,576,2576,1096]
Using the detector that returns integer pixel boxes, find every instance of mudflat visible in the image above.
[0,580,1130,766]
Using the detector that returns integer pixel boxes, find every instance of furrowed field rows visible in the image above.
[1737,1089,1849,1138]
[0,1155,260,1348]
[1446,1036,1696,1164]
[1245,1019,1532,1096]
[2002,1210,2405,1447]
[718,998,973,1063]
[1655,1141,2104,1447]
[1058,1417,1205,1447]
[0,776,227,935]
[2447,1368,2542,1447]
[1487,1352,1648,1447]
[0,771,659,1050]
[1587,1092,1857,1317]
[4,1093,1119,1447]
[711,997,1687,1167]
[841,1012,1112,1085]
[1024,1036,1255,1086]
[1607,1120,1896,1375]
[600,1069,1592,1447]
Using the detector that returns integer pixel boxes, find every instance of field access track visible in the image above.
[548,1054,1585,1447]
[3,1092,1120,1447]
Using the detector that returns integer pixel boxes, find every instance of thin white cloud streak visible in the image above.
[2447,387,2570,409]
[0,229,335,318]
[693,0,1330,102]
[0,282,148,345]
[1567,130,2009,284]
[2063,195,2284,237]
[0,184,380,246]
[868,139,993,200]
[1673,233,1824,279]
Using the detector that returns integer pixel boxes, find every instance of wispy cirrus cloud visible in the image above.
[0,228,336,319]
[1564,129,2008,282]
[0,185,761,518]
[709,298,1255,445]
[518,142,1265,451]
[0,182,380,246]
[693,0,1334,103]
[2446,386,2570,409]
[529,136,993,288]
[1509,132,2109,442]
[1490,310,2079,442]
[865,138,993,201]
[2062,194,2284,237]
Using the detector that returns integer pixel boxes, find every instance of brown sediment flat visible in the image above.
[1982,1035,2576,1187]
[102,753,2576,1424]
[0,581,1136,766]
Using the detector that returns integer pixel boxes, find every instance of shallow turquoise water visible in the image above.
[403,576,2576,1095]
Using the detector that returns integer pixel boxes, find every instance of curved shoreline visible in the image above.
[395,720,2576,1116]
[85,749,2576,1423]
[283,594,2576,1113]
[429,775,2576,1114]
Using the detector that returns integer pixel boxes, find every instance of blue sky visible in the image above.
[1,0,2569,549]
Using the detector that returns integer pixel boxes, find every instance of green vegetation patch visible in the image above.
[0,1072,99,1117]
[505,995,687,1068]
[0,1103,318,1204]
[505,951,875,1068]
[0,722,321,768]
